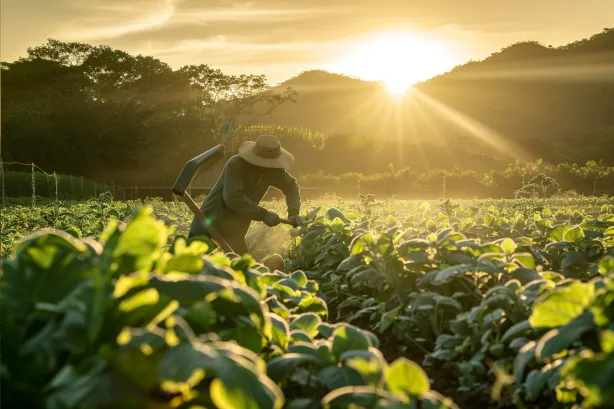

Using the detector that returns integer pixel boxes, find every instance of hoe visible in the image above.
[172,125,296,254]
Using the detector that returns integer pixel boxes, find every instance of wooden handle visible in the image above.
[179,193,234,254]
[279,218,301,227]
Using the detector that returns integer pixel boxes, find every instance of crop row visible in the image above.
[285,204,614,407]
[1,207,457,409]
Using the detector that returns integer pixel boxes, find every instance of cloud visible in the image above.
[2,0,613,83]
[60,0,180,40]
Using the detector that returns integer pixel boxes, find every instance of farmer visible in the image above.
[188,134,302,256]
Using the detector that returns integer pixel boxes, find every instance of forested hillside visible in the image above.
[2,29,613,186]
[258,29,614,167]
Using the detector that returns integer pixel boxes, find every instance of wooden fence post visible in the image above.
[53,172,58,202]
[31,163,36,208]
[0,160,5,207]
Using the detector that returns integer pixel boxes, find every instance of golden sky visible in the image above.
[1,0,613,85]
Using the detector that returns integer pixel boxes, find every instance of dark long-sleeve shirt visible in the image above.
[190,155,301,237]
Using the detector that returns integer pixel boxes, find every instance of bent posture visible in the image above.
[189,135,301,255]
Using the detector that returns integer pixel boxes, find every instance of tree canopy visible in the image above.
[1,39,295,185]
[2,29,613,187]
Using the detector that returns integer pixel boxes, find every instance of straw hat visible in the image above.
[238,135,294,169]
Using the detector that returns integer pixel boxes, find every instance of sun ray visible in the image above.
[449,61,614,82]
[410,88,534,161]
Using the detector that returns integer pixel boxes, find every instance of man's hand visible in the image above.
[287,215,303,227]
[263,212,281,227]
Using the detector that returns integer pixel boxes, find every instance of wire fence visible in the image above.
[0,161,119,207]
[0,160,229,206]
[0,160,324,208]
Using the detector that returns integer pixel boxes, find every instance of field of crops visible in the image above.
[1,193,613,409]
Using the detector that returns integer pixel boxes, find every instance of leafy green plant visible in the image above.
[0,207,455,409]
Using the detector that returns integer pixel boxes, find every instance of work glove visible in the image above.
[287,215,303,228]
[263,211,281,227]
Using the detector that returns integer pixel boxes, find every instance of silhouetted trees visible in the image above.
[1,40,294,185]
[2,29,613,188]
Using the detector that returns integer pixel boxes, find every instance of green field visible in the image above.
[1,194,613,409]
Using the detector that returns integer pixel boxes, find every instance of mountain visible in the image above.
[257,29,614,167]
[3,29,613,187]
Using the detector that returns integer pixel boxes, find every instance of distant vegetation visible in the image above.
[299,160,614,198]
[261,29,614,168]
[2,29,613,192]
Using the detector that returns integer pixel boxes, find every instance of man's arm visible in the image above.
[223,160,269,221]
[273,170,301,217]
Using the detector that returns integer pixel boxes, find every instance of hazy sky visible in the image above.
[2,0,613,84]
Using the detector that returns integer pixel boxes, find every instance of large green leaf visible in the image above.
[0,231,93,322]
[513,253,536,269]
[511,267,541,283]
[529,282,595,328]
[112,207,169,272]
[500,238,517,255]
[267,353,326,382]
[321,386,392,408]
[380,307,400,332]
[317,323,337,339]
[285,398,322,409]
[524,360,563,401]
[325,208,349,224]
[291,271,309,287]
[330,217,345,233]
[210,363,284,409]
[268,313,289,349]
[350,232,375,256]
[535,312,595,362]
[316,365,367,390]
[331,325,371,360]
[563,225,585,242]
[158,342,221,382]
[289,341,333,364]
[150,275,266,325]
[561,350,614,408]
[162,254,204,274]
[47,361,147,409]
[290,330,314,343]
[290,313,322,337]
[561,251,588,271]
[548,225,572,242]
[502,320,532,342]
[385,358,430,397]
[433,265,471,285]
[513,341,536,387]
[297,296,328,318]
[434,335,463,350]
[598,256,614,275]
[343,356,386,386]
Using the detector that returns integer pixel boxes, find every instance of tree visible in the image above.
[177,65,296,149]
[1,39,296,185]
[515,173,559,199]
[575,161,611,195]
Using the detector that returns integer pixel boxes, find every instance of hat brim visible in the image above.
[238,141,295,169]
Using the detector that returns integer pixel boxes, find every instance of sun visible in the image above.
[384,76,412,94]
[326,31,456,95]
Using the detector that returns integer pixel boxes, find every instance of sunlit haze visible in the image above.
[2,0,613,86]
[324,31,457,93]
